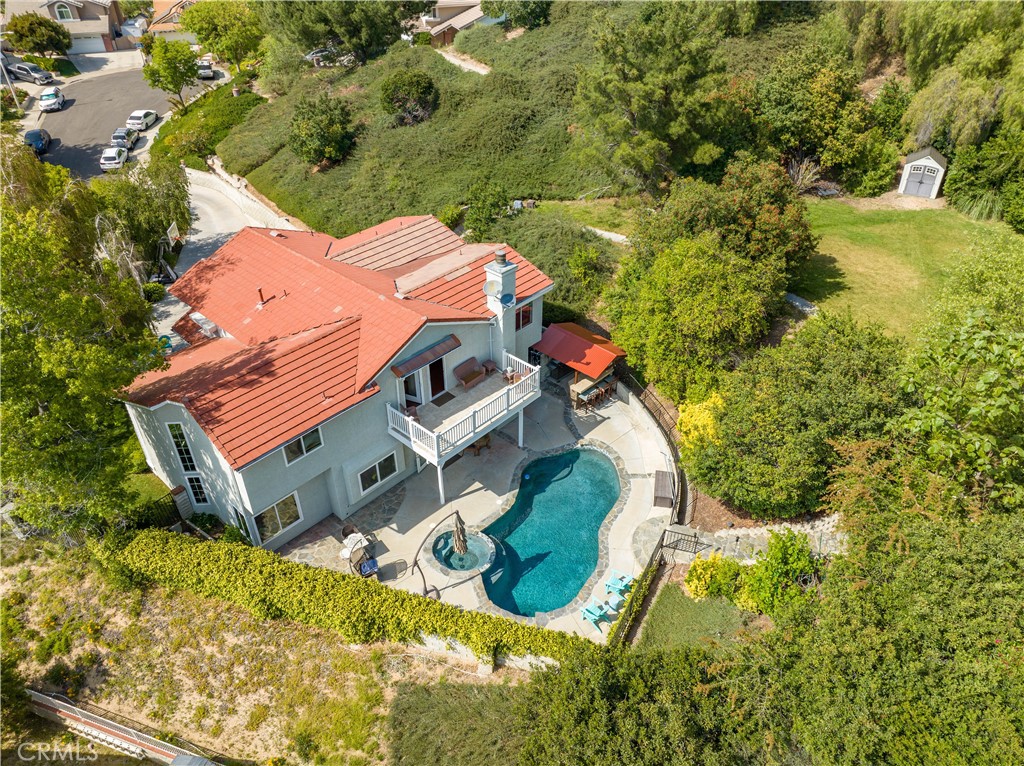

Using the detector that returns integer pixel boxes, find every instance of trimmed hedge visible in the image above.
[117,529,586,661]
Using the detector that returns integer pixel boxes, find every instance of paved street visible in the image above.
[29,69,204,179]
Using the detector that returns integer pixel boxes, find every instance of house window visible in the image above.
[284,427,323,464]
[515,302,533,331]
[187,476,209,505]
[55,3,73,20]
[232,507,252,543]
[358,452,398,496]
[167,423,197,472]
[254,493,302,544]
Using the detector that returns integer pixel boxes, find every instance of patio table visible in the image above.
[340,532,369,560]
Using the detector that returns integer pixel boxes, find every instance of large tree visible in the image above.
[180,0,263,73]
[682,313,909,519]
[612,236,780,402]
[90,159,192,265]
[255,1,429,64]
[142,37,199,110]
[0,141,162,531]
[480,0,552,29]
[4,12,71,57]
[573,3,721,193]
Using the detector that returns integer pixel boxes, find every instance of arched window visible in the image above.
[55,3,73,21]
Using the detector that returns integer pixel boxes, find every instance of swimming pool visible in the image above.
[483,448,621,616]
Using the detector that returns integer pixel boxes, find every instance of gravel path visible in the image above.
[436,47,491,74]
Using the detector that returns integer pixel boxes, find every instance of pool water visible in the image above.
[483,449,620,616]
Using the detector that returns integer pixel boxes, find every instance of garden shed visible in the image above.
[898,147,947,199]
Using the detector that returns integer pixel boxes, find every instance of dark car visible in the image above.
[23,129,51,155]
[110,127,139,150]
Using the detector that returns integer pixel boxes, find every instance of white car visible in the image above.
[125,109,158,130]
[99,147,128,172]
[38,87,65,112]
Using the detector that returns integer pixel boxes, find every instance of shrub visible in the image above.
[435,203,463,229]
[41,660,86,697]
[21,54,58,72]
[379,69,439,125]
[117,529,586,661]
[463,181,509,242]
[740,530,817,616]
[413,32,432,46]
[288,93,354,164]
[685,553,742,600]
[143,283,166,303]
[1001,180,1024,233]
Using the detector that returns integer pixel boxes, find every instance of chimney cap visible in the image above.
[494,249,507,266]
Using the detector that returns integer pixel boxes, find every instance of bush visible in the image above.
[1002,180,1024,233]
[256,36,308,96]
[21,54,58,71]
[117,529,586,661]
[739,530,818,616]
[142,282,166,303]
[413,32,432,46]
[379,69,439,125]
[685,553,742,600]
[435,203,463,229]
[463,181,509,241]
[288,93,354,164]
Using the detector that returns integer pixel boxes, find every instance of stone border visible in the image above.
[423,522,496,579]
[465,438,634,629]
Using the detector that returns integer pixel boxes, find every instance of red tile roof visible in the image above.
[128,217,553,468]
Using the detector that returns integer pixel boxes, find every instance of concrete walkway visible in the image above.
[436,47,491,74]
[281,380,677,641]
[585,226,630,245]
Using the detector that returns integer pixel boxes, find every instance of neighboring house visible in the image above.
[125,216,553,550]
[898,147,947,200]
[2,0,127,54]
[419,1,503,46]
[148,0,196,43]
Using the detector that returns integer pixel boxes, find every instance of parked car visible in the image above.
[197,61,215,80]
[110,127,139,150]
[37,86,65,112]
[23,129,51,155]
[7,62,53,85]
[99,147,128,172]
[125,109,158,130]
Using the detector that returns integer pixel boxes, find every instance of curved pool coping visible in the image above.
[467,439,632,627]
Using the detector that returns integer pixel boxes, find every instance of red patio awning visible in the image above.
[531,323,626,379]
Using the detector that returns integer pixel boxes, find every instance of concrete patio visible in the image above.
[279,380,676,641]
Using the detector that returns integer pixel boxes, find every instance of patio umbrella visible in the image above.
[453,511,468,556]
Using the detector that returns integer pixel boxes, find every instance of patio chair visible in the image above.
[606,569,636,597]
[580,599,612,631]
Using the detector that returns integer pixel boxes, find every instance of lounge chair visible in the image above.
[606,569,635,597]
[580,599,612,631]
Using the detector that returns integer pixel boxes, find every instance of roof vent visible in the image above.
[269,230,284,238]
[494,249,507,266]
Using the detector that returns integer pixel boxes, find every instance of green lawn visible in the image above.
[636,583,747,651]
[127,472,170,504]
[792,200,1003,337]
[538,198,636,236]
[388,682,527,766]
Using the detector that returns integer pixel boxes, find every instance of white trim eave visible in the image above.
[518,284,554,307]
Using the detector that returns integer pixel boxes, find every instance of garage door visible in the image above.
[69,35,106,54]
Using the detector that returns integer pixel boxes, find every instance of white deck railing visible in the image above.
[387,352,540,463]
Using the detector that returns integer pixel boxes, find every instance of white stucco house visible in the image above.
[124,216,553,550]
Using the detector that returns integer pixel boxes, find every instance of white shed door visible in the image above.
[69,35,106,54]
[904,164,936,198]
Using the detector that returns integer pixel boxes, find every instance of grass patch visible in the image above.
[793,200,1004,337]
[636,583,746,651]
[151,77,265,169]
[537,198,637,236]
[388,681,527,766]
[220,4,630,236]
[127,472,170,504]
[21,55,80,77]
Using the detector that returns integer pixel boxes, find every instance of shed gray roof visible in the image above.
[905,147,947,171]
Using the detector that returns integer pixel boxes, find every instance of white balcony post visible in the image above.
[436,462,446,504]
[518,409,524,448]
